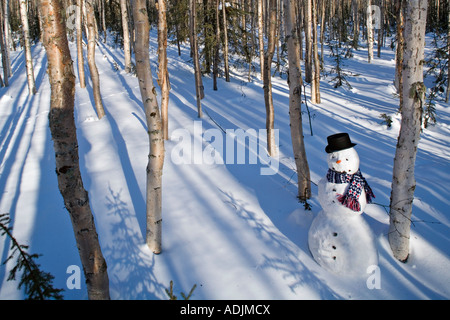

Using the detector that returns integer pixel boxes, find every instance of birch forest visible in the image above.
[0,0,449,301]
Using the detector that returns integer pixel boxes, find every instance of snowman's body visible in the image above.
[308,145,378,276]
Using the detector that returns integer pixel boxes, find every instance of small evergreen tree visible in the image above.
[0,213,64,300]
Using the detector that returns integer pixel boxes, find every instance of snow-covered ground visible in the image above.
[0,32,449,300]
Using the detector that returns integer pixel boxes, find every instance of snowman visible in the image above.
[308,133,378,276]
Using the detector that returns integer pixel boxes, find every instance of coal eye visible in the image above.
[345,158,348,161]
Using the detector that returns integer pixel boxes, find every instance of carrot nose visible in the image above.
[336,160,342,164]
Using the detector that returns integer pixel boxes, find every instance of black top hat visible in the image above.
[325,133,357,153]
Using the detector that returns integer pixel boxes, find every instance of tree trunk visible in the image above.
[389,0,428,262]
[20,0,36,95]
[222,0,230,82]
[38,0,110,300]
[352,0,360,49]
[120,0,132,73]
[213,0,220,91]
[304,0,312,83]
[394,0,404,108]
[76,0,86,88]
[263,0,278,157]
[157,0,170,140]
[311,0,321,104]
[131,0,165,254]
[446,0,450,103]
[0,2,8,87]
[284,0,311,202]
[2,0,12,79]
[189,0,204,117]
[258,0,264,82]
[367,0,374,63]
[85,0,105,119]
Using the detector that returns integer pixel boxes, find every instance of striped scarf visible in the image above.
[326,168,375,212]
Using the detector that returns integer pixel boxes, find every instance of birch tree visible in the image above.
[131,0,165,254]
[189,0,204,117]
[222,0,230,82]
[389,0,428,262]
[85,0,105,119]
[311,0,320,104]
[446,0,450,103]
[284,0,311,202]
[213,0,220,91]
[157,0,170,140]
[20,0,37,95]
[119,0,133,73]
[304,0,313,83]
[76,0,85,88]
[2,0,12,80]
[263,0,278,157]
[38,0,110,300]
[258,0,264,82]
[0,3,8,87]
[394,0,404,108]
[367,0,374,63]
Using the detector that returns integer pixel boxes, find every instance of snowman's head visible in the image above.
[327,147,360,174]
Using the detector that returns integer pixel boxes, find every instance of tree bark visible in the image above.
[394,0,404,108]
[446,0,450,103]
[0,2,8,87]
[20,0,36,95]
[76,0,86,88]
[222,0,230,82]
[189,0,204,117]
[389,0,428,262]
[85,0,105,119]
[131,0,165,254]
[213,0,220,91]
[157,0,170,140]
[311,0,321,104]
[2,0,12,79]
[284,0,311,202]
[367,0,374,63]
[304,0,312,83]
[258,0,264,82]
[38,0,110,300]
[120,0,133,73]
[263,0,278,157]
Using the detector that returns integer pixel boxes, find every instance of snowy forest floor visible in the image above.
[0,32,449,300]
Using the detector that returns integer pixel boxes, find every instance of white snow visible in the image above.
[0,32,449,300]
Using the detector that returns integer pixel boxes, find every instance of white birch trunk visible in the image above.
[190,0,204,117]
[446,0,450,102]
[20,0,36,95]
[389,0,428,262]
[85,0,105,119]
[284,0,311,201]
[120,0,132,73]
[76,0,86,88]
[131,0,165,254]
[304,0,312,83]
[222,0,230,82]
[367,0,374,63]
[263,0,278,157]
[157,0,170,140]
[39,0,110,299]
[258,0,264,82]
[3,0,12,78]
[311,0,320,104]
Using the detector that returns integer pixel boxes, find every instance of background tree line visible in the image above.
[0,0,447,299]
